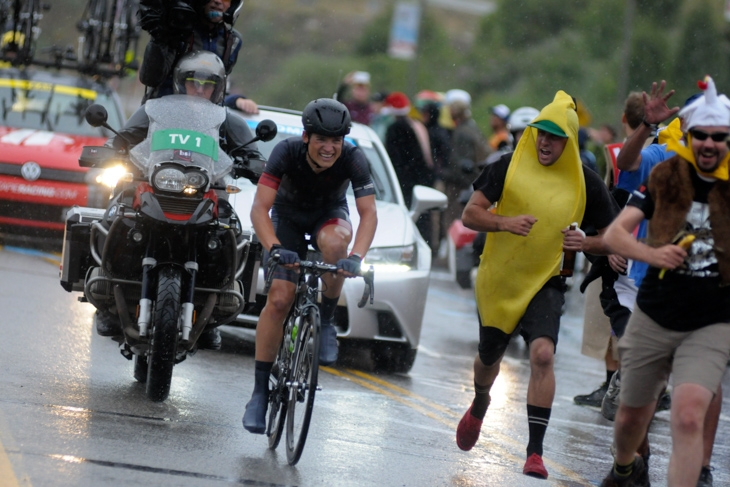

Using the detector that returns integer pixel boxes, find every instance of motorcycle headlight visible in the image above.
[185,171,208,189]
[362,244,416,272]
[95,164,128,188]
[153,167,186,192]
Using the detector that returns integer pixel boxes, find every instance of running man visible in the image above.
[456,91,618,479]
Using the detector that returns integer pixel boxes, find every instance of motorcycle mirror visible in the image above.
[85,104,108,127]
[255,120,277,142]
[85,103,132,150]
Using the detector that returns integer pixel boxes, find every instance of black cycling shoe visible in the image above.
[94,310,122,337]
[242,392,268,434]
[197,328,222,350]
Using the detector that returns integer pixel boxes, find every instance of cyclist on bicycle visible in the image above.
[242,98,378,434]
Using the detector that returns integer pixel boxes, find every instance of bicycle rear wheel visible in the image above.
[266,343,288,450]
[285,307,320,465]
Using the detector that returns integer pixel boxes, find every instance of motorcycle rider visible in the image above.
[241,98,378,434]
[94,50,265,350]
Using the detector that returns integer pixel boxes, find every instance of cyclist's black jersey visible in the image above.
[259,138,375,211]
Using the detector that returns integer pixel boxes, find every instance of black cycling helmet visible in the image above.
[173,51,226,104]
[302,98,351,137]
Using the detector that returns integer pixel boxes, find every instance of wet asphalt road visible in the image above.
[0,244,728,486]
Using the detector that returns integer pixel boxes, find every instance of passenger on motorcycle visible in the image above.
[138,0,244,101]
[242,98,378,434]
[95,50,266,349]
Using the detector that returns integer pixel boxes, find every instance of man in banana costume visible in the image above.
[455,91,618,479]
[601,76,730,487]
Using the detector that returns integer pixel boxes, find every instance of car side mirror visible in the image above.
[409,185,448,223]
[85,104,108,127]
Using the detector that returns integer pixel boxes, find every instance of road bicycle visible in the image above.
[1,0,49,66]
[77,0,139,74]
[263,256,374,465]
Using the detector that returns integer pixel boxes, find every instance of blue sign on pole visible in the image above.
[388,1,422,60]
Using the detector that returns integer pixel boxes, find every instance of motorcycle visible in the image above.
[60,95,277,401]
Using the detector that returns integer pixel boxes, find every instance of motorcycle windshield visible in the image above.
[129,95,233,181]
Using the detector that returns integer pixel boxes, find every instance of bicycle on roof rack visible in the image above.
[76,0,141,75]
[263,255,374,465]
[0,0,49,66]
[0,0,140,79]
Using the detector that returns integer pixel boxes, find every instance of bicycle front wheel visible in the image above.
[266,345,287,450]
[285,307,320,465]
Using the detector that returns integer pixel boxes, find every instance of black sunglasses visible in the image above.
[689,129,730,142]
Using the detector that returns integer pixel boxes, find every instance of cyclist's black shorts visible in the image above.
[264,204,352,283]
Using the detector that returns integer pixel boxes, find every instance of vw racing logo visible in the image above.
[21,161,42,182]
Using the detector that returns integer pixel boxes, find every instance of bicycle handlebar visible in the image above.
[263,255,375,308]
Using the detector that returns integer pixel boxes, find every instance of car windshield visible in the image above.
[245,117,397,204]
[0,77,123,137]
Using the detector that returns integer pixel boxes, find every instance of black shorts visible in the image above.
[264,204,351,283]
[478,276,566,366]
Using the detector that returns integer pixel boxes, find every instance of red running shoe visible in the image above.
[456,405,483,451]
[523,453,549,479]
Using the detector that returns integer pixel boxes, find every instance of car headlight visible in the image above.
[362,244,416,272]
[95,164,127,188]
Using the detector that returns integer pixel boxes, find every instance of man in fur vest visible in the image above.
[601,75,730,487]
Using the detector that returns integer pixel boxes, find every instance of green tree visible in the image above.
[672,0,730,102]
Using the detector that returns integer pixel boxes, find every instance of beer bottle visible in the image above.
[560,224,577,277]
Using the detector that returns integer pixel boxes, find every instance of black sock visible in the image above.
[526,404,551,457]
[254,360,273,395]
[319,296,339,327]
[470,382,491,420]
[614,458,635,478]
[607,369,617,385]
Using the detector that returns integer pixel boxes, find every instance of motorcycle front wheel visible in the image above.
[146,266,181,402]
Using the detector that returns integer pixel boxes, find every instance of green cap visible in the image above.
[528,120,567,138]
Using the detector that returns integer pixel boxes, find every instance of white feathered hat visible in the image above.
[678,75,730,130]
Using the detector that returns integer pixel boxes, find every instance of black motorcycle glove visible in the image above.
[270,244,300,266]
[337,254,362,275]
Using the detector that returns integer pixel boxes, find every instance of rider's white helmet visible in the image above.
[173,51,226,105]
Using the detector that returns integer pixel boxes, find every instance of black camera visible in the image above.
[138,0,201,43]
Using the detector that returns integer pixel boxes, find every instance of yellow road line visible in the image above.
[323,366,592,484]
[322,367,526,472]
[0,436,21,487]
[42,255,61,266]
[321,367,445,424]
[345,368,460,418]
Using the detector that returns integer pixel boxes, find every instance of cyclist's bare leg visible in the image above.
[315,222,352,365]
[316,221,352,299]
[255,279,296,362]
